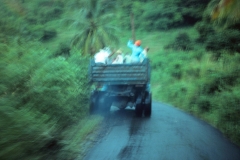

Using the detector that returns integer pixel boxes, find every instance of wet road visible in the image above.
[83,102,240,160]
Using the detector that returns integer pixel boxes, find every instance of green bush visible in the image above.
[0,105,58,160]
[25,58,79,125]
[117,0,209,31]
[25,0,64,24]
[205,29,240,53]
[194,95,212,113]
[0,41,91,159]
[211,87,240,144]
[164,32,194,51]
[151,34,240,146]
[194,21,215,42]
[195,21,240,53]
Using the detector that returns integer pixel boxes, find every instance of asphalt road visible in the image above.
[83,101,240,160]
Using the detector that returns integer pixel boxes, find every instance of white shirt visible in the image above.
[112,55,123,64]
[140,50,147,62]
[124,55,131,63]
[94,50,110,64]
[142,50,147,58]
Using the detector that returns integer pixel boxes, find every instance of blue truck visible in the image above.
[89,59,152,117]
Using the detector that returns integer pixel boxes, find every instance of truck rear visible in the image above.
[89,59,152,117]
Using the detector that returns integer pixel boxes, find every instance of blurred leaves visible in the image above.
[116,0,210,31]
[68,0,119,55]
[0,41,90,159]
[209,0,240,27]
[1,0,240,158]
[164,32,194,51]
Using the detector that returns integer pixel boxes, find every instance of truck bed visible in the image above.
[89,59,150,85]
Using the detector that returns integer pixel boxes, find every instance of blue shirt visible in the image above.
[127,40,143,61]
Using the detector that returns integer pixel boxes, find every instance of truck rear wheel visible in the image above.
[135,103,143,117]
[90,91,99,114]
[98,93,112,113]
[144,93,152,117]
[144,103,151,117]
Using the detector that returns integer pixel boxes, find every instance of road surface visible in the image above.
[83,102,240,160]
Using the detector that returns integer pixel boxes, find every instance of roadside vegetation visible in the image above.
[0,0,240,159]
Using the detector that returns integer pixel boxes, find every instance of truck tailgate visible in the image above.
[89,60,150,85]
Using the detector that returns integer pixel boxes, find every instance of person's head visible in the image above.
[103,47,111,54]
[116,49,122,55]
[135,40,141,46]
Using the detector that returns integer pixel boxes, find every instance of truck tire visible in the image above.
[105,98,112,112]
[144,93,152,117]
[135,103,143,117]
[90,91,99,114]
[98,93,112,113]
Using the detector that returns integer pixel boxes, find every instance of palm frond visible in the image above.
[210,0,240,27]
[69,0,120,56]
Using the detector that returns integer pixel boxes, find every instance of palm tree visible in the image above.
[208,0,240,27]
[69,0,119,56]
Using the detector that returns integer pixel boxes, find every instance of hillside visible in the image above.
[0,0,240,159]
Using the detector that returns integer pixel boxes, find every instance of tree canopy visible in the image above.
[70,0,119,55]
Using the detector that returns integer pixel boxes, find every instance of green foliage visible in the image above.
[197,0,240,53]
[164,32,194,51]
[205,29,240,52]
[142,1,190,30]
[2,0,240,159]
[0,106,57,159]
[24,0,64,24]
[116,0,210,31]
[195,21,240,53]
[25,58,79,125]
[59,115,103,159]
[211,87,240,143]
[149,27,240,146]
[0,1,108,159]
[68,0,119,55]
[0,41,91,159]
[204,0,240,28]
[194,21,215,42]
